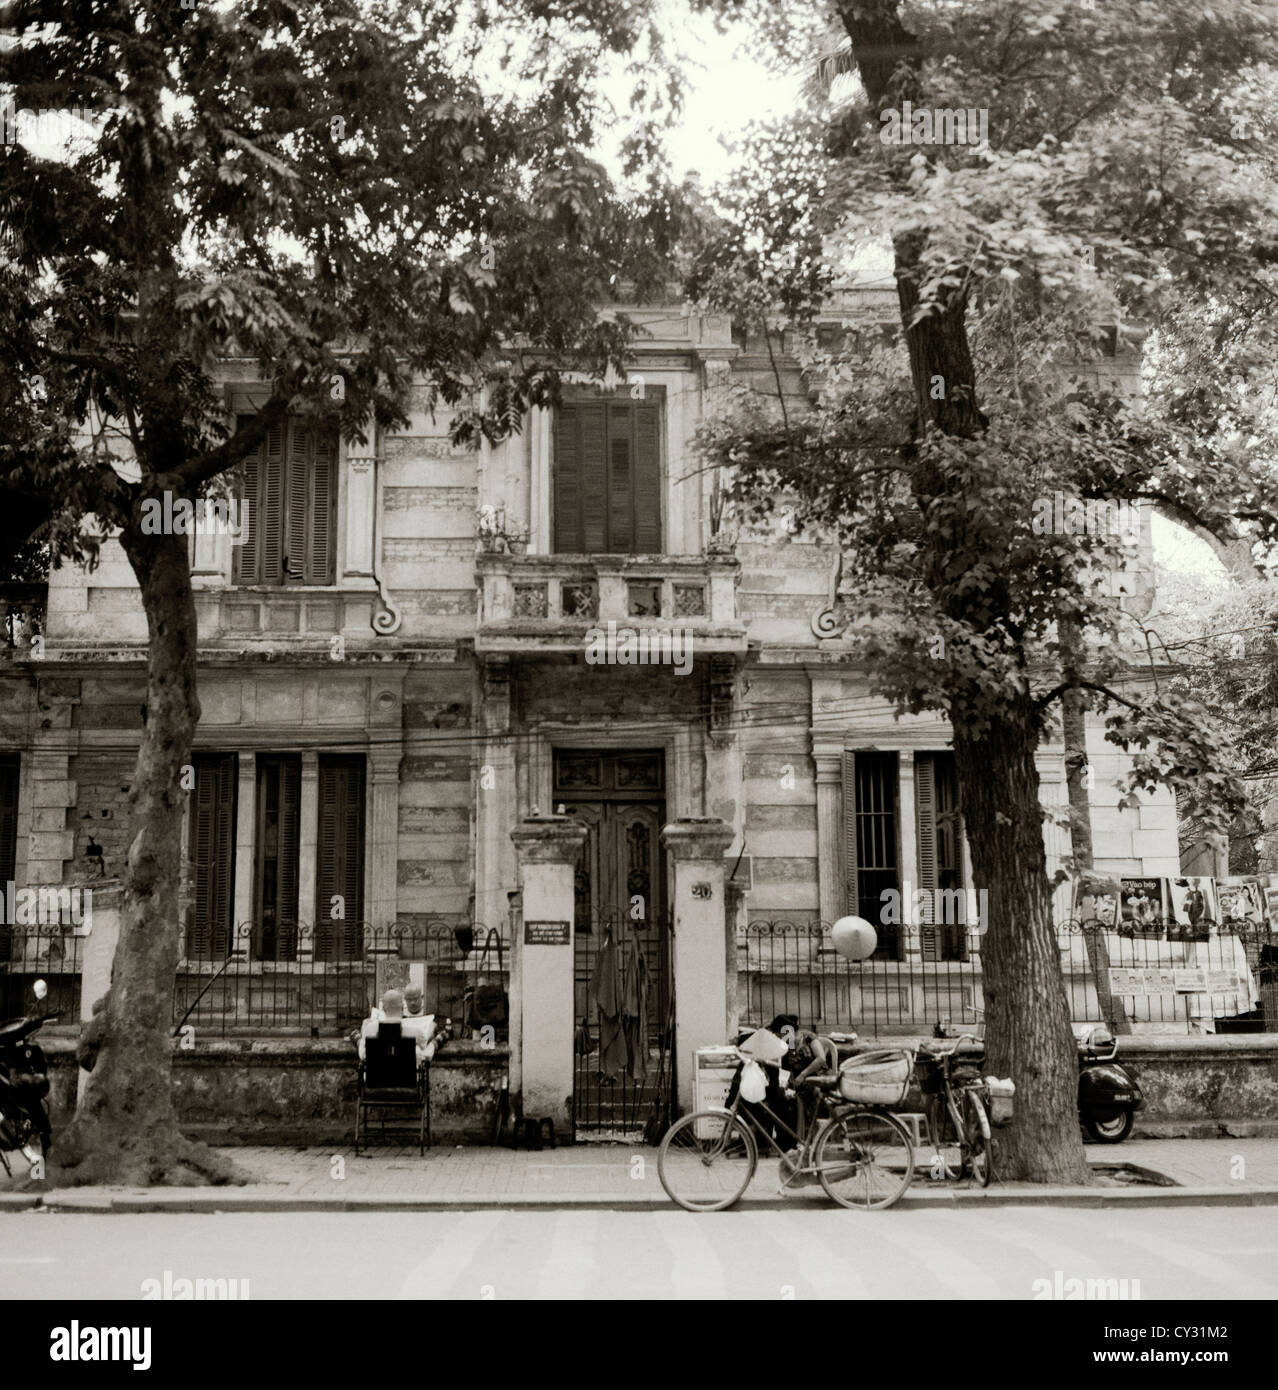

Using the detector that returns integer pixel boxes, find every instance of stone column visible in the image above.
[724,877,746,1040]
[813,746,844,927]
[510,815,586,1130]
[297,752,319,959]
[662,816,734,1111]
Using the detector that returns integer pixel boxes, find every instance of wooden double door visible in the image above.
[554,749,672,1135]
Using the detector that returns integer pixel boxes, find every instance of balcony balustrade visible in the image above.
[475,552,746,656]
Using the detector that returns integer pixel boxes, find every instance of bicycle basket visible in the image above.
[984,1076,1015,1128]
[837,1049,913,1105]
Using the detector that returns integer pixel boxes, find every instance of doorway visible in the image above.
[555,748,673,1138]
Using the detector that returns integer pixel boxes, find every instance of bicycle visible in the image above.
[657,1037,916,1212]
[916,1033,993,1187]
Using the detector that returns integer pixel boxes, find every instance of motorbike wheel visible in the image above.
[1084,1109,1134,1143]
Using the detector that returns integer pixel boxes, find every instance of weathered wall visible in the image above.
[44,1037,509,1144]
[37,1033,1278,1143]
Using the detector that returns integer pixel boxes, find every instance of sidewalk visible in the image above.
[5,1136,1278,1213]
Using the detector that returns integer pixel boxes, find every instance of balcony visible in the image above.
[475,553,746,657]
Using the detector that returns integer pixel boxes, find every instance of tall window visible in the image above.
[915,751,968,961]
[186,754,237,959]
[253,755,300,961]
[233,415,337,585]
[553,395,662,553]
[843,751,901,960]
[316,754,365,961]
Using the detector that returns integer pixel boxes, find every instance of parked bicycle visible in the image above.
[658,1034,916,1211]
[916,1033,1000,1187]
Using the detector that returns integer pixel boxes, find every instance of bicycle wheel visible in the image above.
[964,1090,992,1187]
[815,1110,914,1210]
[658,1110,758,1211]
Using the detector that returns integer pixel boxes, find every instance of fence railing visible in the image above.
[172,921,511,1037]
[0,923,86,1019]
[740,918,1278,1036]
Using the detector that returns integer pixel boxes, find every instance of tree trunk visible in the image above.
[52,526,238,1186]
[953,712,1090,1183]
[1060,615,1129,1034]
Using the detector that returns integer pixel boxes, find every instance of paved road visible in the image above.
[2,1206,1275,1300]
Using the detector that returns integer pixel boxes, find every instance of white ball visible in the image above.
[830,916,877,961]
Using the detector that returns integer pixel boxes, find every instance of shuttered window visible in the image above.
[186,753,237,960]
[233,415,337,585]
[843,751,902,960]
[253,755,300,961]
[915,752,968,961]
[0,756,18,961]
[316,754,365,961]
[553,395,662,553]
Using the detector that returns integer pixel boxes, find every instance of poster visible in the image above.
[1167,876,1217,940]
[1119,877,1164,935]
[1215,877,1266,932]
[1073,879,1119,928]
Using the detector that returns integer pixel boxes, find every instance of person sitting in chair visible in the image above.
[401,984,443,1063]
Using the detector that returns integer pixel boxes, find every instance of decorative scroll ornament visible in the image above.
[372,578,402,635]
[811,546,850,639]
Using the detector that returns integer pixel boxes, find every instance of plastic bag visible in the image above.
[739,1059,768,1103]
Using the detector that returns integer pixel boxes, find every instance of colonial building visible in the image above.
[0,286,1188,1133]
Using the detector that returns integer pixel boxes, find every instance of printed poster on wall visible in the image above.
[1215,876,1267,931]
[1167,876,1217,940]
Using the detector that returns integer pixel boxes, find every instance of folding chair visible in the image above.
[355,1021,431,1155]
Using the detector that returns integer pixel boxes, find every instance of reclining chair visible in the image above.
[355,1021,431,1155]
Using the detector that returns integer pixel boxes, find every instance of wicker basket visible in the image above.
[837,1049,913,1106]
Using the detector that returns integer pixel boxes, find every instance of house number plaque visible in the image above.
[691,882,713,899]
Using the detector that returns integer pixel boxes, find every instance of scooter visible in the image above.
[0,979,57,1176]
[1074,1023,1144,1143]
[931,1020,1143,1143]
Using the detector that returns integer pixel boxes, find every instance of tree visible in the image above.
[693,0,1278,1180]
[0,0,682,1184]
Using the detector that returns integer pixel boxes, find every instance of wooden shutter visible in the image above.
[579,403,608,552]
[186,754,237,959]
[284,421,310,584]
[914,754,940,961]
[553,403,582,553]
[306,426,336,584]
[316,754,365,961]
[608,403,634,552]
[633,401,662,552]
[233,417,334,584]
[553,398,658,554]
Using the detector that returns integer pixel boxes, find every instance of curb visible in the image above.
[12,1183,1278,1214]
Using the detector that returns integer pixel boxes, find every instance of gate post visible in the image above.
[510,815,587,1133]
[662,817,735,1112]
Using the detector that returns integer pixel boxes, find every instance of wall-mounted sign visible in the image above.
[524,919,570,946]
[691,882,713,900]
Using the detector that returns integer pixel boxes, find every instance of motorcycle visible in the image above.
[931,1022,1143,1142]
[1074,1022,1143,1143]
[0,979,57,1176]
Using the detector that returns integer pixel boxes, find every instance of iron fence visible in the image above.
[740,918,1278,1036]
[172,920,511,1037]
[0,923,85,1019]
